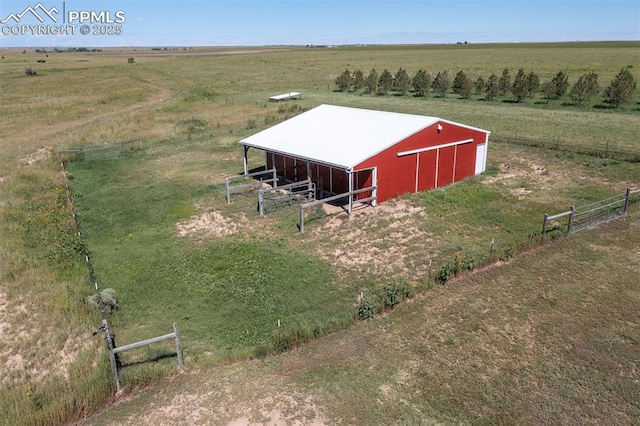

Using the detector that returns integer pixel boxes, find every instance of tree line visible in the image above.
[334,67,637,109]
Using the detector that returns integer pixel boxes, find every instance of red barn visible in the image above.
[239,104,490,209]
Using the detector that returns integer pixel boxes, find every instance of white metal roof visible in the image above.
[269,92,301,101]
[239,104,453,169]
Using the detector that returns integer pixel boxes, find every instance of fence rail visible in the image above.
[58,138,145,161]
[225,168,277,204]
[113,322,184,371]
[258,179,315,215]
[492,134,640,162]
[299,186,377,233]
[542,188,636,238]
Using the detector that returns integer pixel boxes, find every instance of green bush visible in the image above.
[357,276,417,320]
[357,298,377,320]
[87,288,118,313]
[437,252,476,284]
[381,277,413,308]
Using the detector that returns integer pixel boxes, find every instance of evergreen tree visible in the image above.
[377,69,393,95]
[542,80,556,102]
[412,69,431,97]
[550,70,570,98]
[432,71,450,97]
[498,68,511,96]
[353,69,365,91]
[526,71,540,98]
[485,73,499,101]
[452,70,472,98]
[364,68,378,94]
[511,68,528,102]
[335,69,352,92]
[604,68,637,107]
[394,67,411,95]
[570,71,599,107]
[474,76,486,95]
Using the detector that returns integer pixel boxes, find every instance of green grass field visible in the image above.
[0,42,638,425]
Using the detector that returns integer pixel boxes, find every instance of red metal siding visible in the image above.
[417,150,437,191]
[437,146,455,187]
[260,120,488,205]
[355,121,487,203]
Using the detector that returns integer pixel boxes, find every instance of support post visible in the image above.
[173,322,184,371]
[348,171,353,214]
[623,187,631,215]
[258,181,264,216]
[299,205,305,233]
[104,317,121,391]
[372,167,378,207]
[542,214,548,241]
[568,206,575,235]
[242,145,249,175]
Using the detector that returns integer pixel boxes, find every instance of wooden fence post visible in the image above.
[623,187,631,215]
[258,181,264,216]
[567,206,575,235]
[173,322,184,371]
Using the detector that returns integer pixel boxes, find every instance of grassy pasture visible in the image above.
[85,214,640,425]
[0,42,638,424]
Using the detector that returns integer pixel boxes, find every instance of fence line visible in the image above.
[542,188,636,239]
[58,138,145,161]
[225,168,277,204]
[55,151,121,391]
[113,322,184,371]
[56,150,186,391]
[492,134,640,162]
[299,186,377,233]
[258,179,315,216]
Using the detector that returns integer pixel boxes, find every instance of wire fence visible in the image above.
[57,138,146,162]
[492,133,640,162]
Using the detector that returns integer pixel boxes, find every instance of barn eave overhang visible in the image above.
[240,141,353,171]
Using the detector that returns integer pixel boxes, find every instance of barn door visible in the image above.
[475,144,487,174]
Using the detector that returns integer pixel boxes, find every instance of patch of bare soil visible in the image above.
[0,289,93,385]
[110,367,328,426]
[310,200,435,277]
[18,148,50,166]
[482,156,553,199]
[177,210,248,239]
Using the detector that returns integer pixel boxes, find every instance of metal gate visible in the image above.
[571,194,627,234]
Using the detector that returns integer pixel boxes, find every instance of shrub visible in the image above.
[357,276,416,320]
[381,277,413,308]
[87,288,118,313]
[437,252,476,284]
[357,298,377,319]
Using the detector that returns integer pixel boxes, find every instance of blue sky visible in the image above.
[1,0,638,47]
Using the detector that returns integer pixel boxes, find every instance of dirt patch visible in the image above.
[0,288,93,385]
[310,200,435,277]
[482,157,554,199]
[177,210,247,239]
[18,148,50,166]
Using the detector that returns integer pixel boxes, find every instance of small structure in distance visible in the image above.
[269,91,302,102]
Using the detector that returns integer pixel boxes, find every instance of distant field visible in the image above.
[0,42,638,425]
